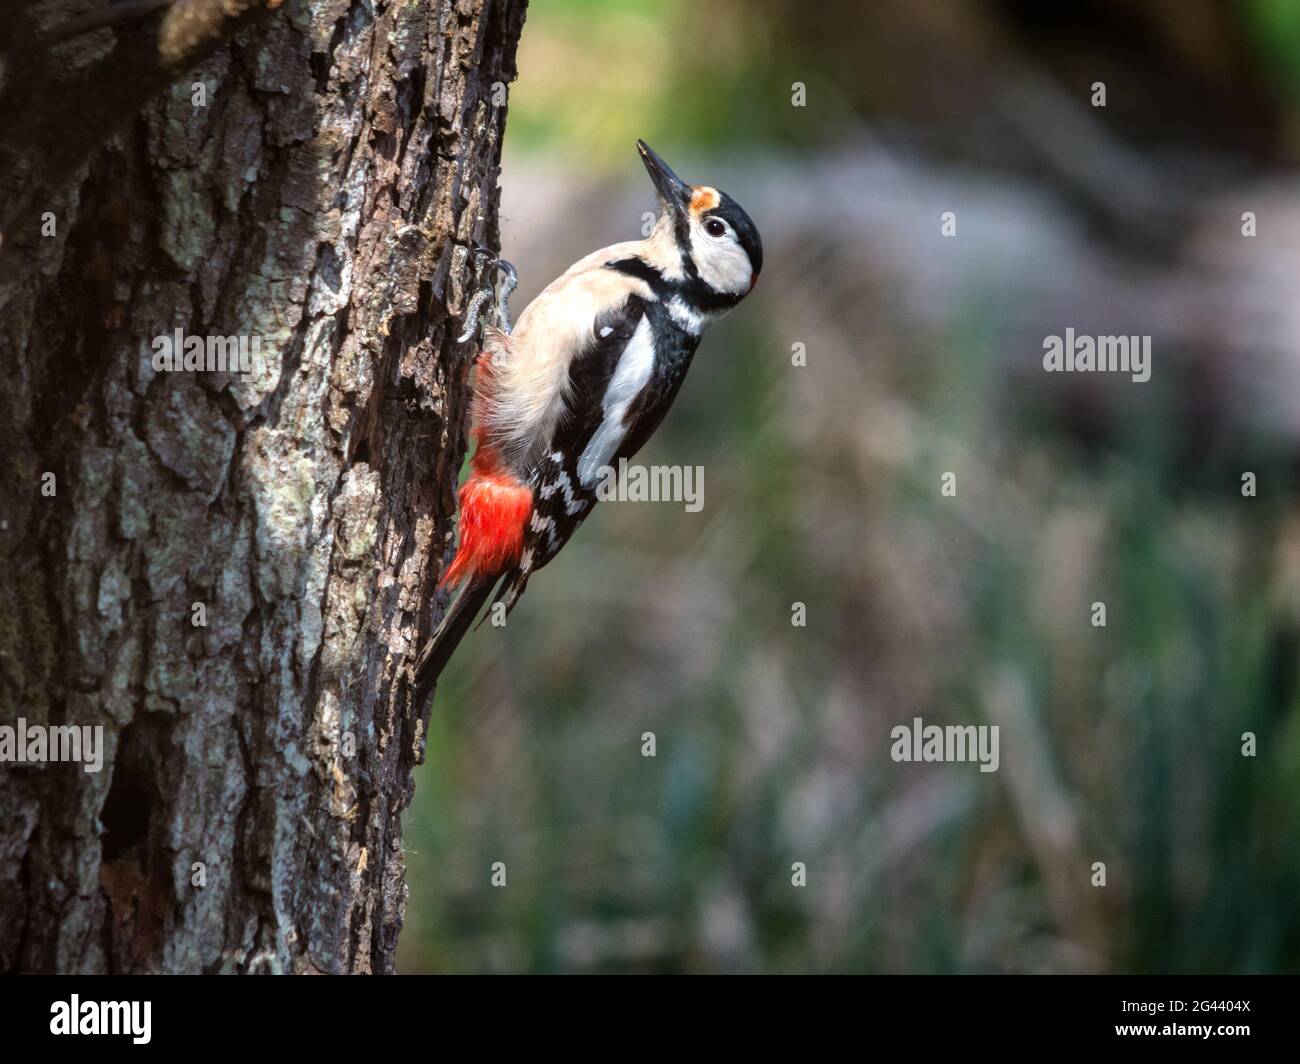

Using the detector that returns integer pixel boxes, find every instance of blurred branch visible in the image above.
[991,61,1182,251]
[41,0,176,44]
[0,0,276,254]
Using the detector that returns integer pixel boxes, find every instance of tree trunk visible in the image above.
[0,0,527,974]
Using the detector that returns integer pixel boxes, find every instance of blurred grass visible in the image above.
[397,0,1300,973]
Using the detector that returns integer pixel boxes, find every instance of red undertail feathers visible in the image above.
[440,438,532,589]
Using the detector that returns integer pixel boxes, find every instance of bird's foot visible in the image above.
[457,247,518,344]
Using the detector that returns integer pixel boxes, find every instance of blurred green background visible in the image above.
[398,0,1300,973]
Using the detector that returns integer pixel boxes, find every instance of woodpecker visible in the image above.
[413,140,762,704]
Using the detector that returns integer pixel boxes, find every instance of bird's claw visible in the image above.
[494,259,517,333]
[457,253,519,344]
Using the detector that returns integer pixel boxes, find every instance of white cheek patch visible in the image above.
[689,223,752,295]
[576,317,656,488]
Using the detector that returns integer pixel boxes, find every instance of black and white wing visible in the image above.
[491,291,699,614]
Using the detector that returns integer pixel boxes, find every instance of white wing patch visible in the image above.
[577,317,655,488]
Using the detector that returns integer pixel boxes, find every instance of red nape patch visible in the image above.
[440,471,533,588]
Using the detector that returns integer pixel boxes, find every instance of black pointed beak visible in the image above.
[637,139,691,216]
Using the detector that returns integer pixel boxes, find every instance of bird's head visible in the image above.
[637,139,762,301]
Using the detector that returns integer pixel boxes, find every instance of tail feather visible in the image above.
[413,576,500,708]
[471,565,532,632]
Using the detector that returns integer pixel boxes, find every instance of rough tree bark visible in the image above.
[0,0,527,974]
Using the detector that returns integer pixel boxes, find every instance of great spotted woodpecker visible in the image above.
[413,140,762,703]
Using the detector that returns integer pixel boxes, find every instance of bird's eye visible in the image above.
[704,218,726,238]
